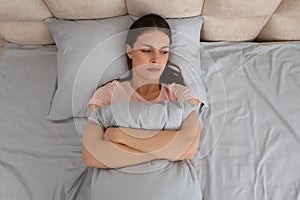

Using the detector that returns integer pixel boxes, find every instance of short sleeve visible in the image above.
[87,83,114,108]
[168,83,201,105]
[87,111,99,124]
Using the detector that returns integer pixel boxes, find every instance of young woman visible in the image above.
[81,13,202,200]
[82,14,201,169]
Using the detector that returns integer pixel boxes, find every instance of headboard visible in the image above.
[0,0,300,45]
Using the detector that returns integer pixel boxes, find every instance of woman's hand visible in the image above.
[105,127,125,143]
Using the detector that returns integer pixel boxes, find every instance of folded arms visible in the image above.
[82,100,201,169]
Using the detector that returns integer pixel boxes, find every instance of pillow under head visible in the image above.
[45,15,207,121]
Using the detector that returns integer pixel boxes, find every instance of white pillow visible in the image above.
[45,15,206,121]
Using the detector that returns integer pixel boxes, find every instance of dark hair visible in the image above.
[120,14,185,85]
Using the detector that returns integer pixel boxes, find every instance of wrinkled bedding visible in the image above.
[1,42,300,200]
[197,42,300,200]
[0,43,86,199]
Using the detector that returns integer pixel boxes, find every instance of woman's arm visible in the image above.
[105,109,201,161]
[82,120,159,169]
[178,121,201,160]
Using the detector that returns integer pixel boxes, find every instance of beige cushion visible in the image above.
[275,0,300,15]
[44,0,127,19]
[202,0,282,16]
[0,21,54,45]
[0,35,4,59]
[0,0,299,43]
[0,47,2,59]
[0,35,4,45]
[126,0,204,18]
[257,15,300,41]
[0,0,52,20]
[257,0,300,41]
[201,0,282,41]
[202,16,269,41]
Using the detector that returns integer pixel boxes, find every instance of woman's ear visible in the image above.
[126,44,133,59]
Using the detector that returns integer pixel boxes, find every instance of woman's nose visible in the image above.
[150,51,159,63]
[150,59,159,64]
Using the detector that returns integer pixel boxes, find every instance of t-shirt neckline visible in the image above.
[124,81,164,102]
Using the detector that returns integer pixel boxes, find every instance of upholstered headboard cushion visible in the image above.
[0,35,4,57]
[0,21,54,44]
[202,0,300,41]
[0,0,299,44]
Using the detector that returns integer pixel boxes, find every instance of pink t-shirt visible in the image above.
[88,80,200,108]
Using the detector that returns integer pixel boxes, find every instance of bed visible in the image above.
[1,0,300,200]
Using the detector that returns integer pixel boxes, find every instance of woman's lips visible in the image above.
[147,67,161,72]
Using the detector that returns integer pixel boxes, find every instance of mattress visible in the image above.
[0,41,300,200]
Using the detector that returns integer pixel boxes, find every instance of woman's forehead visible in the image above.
[133,30,170,49]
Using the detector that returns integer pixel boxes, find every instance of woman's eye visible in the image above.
[161,51,169,54]
[141,49,151,53]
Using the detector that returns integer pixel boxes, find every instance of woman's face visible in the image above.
[126,30,170,82]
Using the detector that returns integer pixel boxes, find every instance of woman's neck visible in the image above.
[129,78,161,101]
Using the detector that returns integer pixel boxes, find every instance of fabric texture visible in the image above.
[0,43,87,200]
[201,0,282,41]
[126,0,204,18]
[196,42,300,200]
[44,0,127,19]
[45,15,132,120]
[0,21,54,45]
[257,0,300,41]
[45,15,206,121]
[0,0,53,21]
[88,100,197,130]
[0,37,4,59]
[1,38,300,200]
[1,0,300,43]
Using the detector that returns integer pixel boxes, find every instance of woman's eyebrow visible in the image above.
[141,44,170,49]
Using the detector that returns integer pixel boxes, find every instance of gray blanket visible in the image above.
[87,100,202,200]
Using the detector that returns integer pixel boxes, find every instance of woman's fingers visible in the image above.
[105,127,128,143]
[104,128,118,141]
